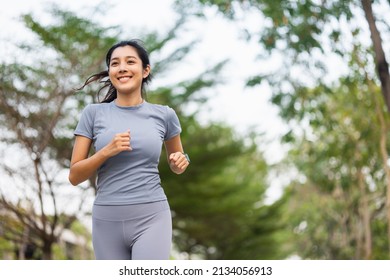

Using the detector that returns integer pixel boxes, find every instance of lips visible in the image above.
[118,76,132,82]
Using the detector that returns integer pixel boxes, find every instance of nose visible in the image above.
[118,62,127,73]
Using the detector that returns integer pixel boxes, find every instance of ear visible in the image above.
[143,65,151,78]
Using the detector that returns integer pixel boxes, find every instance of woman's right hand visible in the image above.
[102,130,132,157]
[69,130,132,186]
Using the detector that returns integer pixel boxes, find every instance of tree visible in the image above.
[279,43,389,259]
[178,0,390,258]
[180,0,389,110]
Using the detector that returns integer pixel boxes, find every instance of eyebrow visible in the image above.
[110,55,138,61]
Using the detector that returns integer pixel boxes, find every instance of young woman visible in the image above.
[69,40,190,260]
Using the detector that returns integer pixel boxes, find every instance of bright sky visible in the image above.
[1,0,290,201]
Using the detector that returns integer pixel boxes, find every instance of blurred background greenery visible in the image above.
[1,0,390,260]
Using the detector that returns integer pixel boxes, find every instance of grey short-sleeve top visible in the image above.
[74,100,182,205]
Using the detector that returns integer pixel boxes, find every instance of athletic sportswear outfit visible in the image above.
[74,100,181,259]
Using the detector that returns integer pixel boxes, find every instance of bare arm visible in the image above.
[69,131,132,186]
[164,134,189,174]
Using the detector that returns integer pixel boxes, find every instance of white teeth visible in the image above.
[119,76,131,82]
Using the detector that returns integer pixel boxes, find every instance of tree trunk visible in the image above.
[357,168,372,259]
[18,227,29,260]
[372,76,390,257]
[42,242,53,260]
[361,0,390,113]
[362,0,390,257]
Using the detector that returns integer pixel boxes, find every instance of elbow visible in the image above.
[68,175,78,186]
[68,170,79,186]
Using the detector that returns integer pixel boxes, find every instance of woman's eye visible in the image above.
[110,62,118,66]
[128,60,135,64]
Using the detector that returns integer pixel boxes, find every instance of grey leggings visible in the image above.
[92,200,172,260]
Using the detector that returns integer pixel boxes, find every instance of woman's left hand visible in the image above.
[169,152,190,174]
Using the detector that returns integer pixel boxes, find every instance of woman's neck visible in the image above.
[115,93,143,106]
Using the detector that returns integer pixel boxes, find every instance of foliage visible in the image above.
[158,119,286,259]
[180,0,390,259]
[279,45,390,259]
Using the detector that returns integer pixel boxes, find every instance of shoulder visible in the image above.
[146,102,176,113]
[145,103,181,139]
[90,102,111,109]
[83,102,110,113]
[145,102,170,112]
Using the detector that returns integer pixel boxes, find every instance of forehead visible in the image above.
[110,46,139,60]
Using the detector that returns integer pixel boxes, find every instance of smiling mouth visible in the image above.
[118,76,132,82]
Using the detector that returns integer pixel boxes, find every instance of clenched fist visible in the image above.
[102,130,132,157]
[169,152,190,174]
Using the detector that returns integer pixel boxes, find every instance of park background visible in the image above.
[1,0,390,260]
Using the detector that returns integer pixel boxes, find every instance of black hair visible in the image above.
[77,39,152,103]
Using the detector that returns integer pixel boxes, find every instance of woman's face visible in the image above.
[108,45,150,95]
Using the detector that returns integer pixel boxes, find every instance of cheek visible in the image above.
[108,69,116,82]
